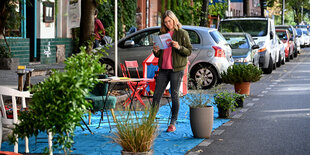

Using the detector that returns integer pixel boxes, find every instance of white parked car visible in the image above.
[219,17,278,74]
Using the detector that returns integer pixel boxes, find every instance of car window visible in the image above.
[219,20,268,37]
[223,35,249,49]
[296,28,302,36]
[209,30,227,44]
[186,30,200,44]
[276,31,287,40]
[119,30,159,48]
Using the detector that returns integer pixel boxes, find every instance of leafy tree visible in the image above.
[0,0,22,56]
[286,0,310,24]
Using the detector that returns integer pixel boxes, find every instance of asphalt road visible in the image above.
[188,47,310,155]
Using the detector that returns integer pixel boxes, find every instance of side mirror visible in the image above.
[270,31,274,39]
[124,40,135,47]
[252,44,260,49]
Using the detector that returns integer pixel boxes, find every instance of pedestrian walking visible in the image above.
[152,10,192,132]
[94,9,105,48]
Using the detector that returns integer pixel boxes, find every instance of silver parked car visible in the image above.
[96,26,233,89]
[222,32,259,66]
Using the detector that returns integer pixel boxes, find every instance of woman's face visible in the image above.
[164,16,174,31]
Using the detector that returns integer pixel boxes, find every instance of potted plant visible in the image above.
[186,79,214,138]
[220,64,263,95]
[112,107,158,155]
[0,45,19,70]
[9,46,106,154]
[214,90,239,118]
[0,1,21,70]
[234,93,247,108]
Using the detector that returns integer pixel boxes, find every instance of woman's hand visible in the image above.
[153,44,160,53]
[171,40,181,50]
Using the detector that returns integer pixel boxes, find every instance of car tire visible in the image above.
[294,49,298,57]
[276,53,281,67]
[290,50,294,59]
[263,55,273,74]
[100,60,115,76]
[191,65,217,89]
[281,56,285,65]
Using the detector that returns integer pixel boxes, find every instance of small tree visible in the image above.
[10,47,106,154]
[0,0,22,57]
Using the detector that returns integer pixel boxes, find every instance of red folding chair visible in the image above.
[123,61,150,107]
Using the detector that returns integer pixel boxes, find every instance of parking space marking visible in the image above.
[240,108,249,112]
[252,98,259,101]
[232,113,243,118]
[272,83,278,85]
[246,103,255,107]
[258,94,264,97]
[188,152,200,155]
[223,121,233,126]
[212,130,224,136]
[266,87,271,90]
[270,85,275,87]
[262,91,268,93]
[198,139,214,147]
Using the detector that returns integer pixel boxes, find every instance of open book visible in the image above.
[152,33,172,49]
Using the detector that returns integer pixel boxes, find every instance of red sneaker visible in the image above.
[166,124,176,132]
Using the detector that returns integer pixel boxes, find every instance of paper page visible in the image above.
[159,33,172,49]
[152,33,172,49]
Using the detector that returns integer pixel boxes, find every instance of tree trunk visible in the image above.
[78,0,96,54]
[200,0,209,27]
[243,0,250,16]
[260,0,265,17]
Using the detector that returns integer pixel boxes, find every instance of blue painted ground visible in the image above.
[2,94,229,154]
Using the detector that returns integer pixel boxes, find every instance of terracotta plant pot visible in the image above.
[121,149,153,155]
[190,106,214,138]
[234,82,251,95]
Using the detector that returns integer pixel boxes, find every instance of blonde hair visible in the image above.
[160,10,182,33]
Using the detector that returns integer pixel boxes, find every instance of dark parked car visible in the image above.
[96,26,233,89]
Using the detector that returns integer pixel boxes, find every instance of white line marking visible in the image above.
[261,91,268,94]
[246,103,255,106]
[240,108,249,112]
[223,121,233,126]
[198,139,214,147]
[212,130,224,136]
[252,98,259,101]
[232,113,243,118]
[266,88,271,90]
[258,94,264,97]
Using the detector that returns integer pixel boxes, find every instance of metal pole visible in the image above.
[115,0,118,77]
[282,0,285,25]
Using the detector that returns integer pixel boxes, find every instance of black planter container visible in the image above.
[235,97,244,108]
[217,106,230,118]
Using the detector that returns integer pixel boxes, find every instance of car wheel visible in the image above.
[294,49,298,57]
[281,56,285,65]
[276,53,281,67]
[191,65,217,89]
[100,60,115,76]
[290,50,294,59]
[263,55,273,74]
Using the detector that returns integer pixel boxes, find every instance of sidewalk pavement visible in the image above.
[0,63,65,89]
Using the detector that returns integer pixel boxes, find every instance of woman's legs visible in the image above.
[152,70,170,112]
[169,70,184,125]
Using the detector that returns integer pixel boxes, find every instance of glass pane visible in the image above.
[219,20,268,37]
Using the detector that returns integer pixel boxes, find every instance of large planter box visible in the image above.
[0,58,19,70]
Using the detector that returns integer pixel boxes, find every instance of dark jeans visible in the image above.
[152,69,184,125]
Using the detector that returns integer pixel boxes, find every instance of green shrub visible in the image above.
[220,64,263,84]
[214,91,239,111]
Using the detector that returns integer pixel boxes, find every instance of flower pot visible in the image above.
[121,149,153,155]
[217,106,230,118]
[235,97,244,108]
[234,82,251,95]
[190,106,214,138]
[0,58,19,70]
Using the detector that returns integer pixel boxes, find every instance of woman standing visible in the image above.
[152,10,192,132]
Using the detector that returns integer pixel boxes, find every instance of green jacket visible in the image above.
[153,28,192,72]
